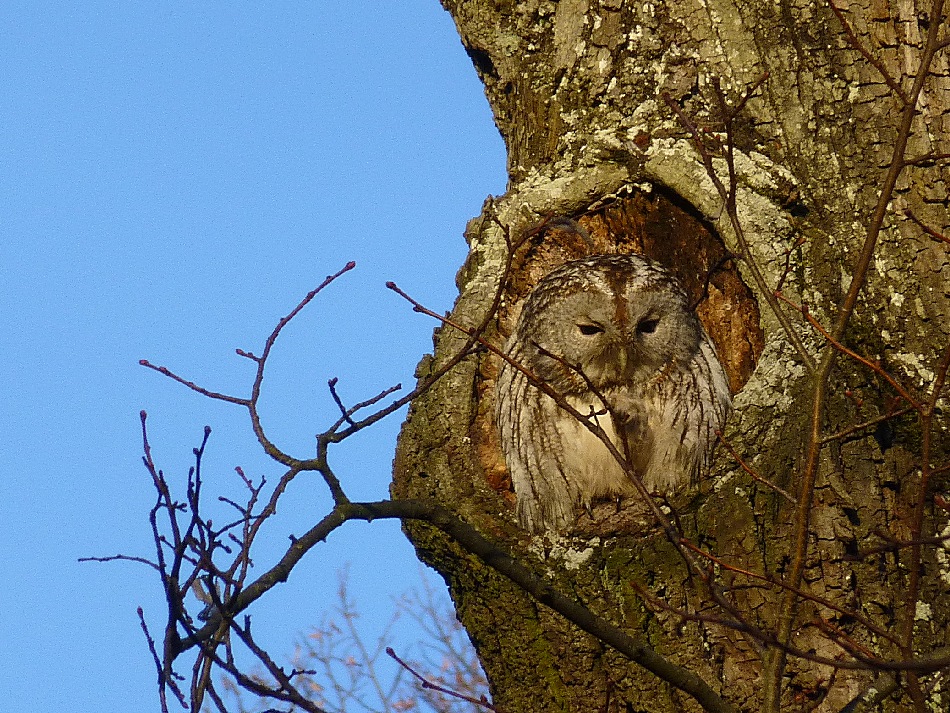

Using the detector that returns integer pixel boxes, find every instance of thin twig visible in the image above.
[662,82,817,371]
[246,262,357,465]
[327,377,357,427]
[814,617,880,660]
[820,406,915,444]
[387,647,500,711]
[827,0,910,105]
[138,606,184,712]
[905,208,950,245]
[903,152,950,167]
[901,339,950,693]
[717,430,797,503]
[78,553,161,570]
[776,292,922,409]
[138,361,251,406]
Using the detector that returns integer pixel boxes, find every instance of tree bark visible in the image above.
[393,1,950,711]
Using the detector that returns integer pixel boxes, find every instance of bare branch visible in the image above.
[717,430,797,503]
[662,82,817,371]
[138,361,251,406]
[387,646,500,712]
[827,0,910,105]
[905,208,950,246]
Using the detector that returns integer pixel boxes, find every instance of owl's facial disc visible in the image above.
[570,313,663,385]
[625,289,701,365]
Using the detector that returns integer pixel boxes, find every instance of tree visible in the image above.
[98,1,949,712]
[392,1,950,711]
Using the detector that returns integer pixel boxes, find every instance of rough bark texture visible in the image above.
[393,0,950,711]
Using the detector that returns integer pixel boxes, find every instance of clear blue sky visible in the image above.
[0,3,505,710]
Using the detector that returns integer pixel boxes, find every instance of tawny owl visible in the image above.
[495,254,732,533]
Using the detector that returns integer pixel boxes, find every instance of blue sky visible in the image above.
[0,3,505,710]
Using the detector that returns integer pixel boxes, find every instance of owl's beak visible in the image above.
[615,345,629,376]
[620,341,653,380]
[617,343,645,382]
[597,341,640,383]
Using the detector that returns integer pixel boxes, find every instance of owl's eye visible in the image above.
[577,323,605,336]
[636,318,659,334]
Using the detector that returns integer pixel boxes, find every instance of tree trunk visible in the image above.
[393,1,950,711]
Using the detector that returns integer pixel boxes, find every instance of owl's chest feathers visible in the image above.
[559,383,694,506]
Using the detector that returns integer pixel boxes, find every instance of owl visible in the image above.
[495,254,732,533]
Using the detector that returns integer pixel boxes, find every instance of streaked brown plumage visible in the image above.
[496,254,731,533]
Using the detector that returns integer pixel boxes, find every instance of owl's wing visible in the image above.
[497,365,579,533]
[641,339,732,491]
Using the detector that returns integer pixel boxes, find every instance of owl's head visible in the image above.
[514,254,703,393]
